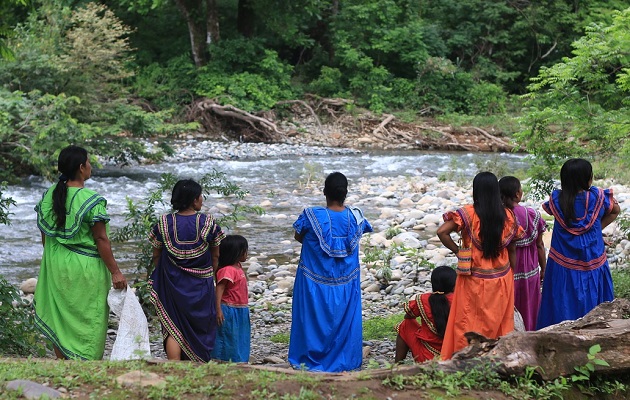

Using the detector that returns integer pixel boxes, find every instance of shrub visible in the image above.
[0,277,46,357]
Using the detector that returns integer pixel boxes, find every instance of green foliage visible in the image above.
[132,56,197,109]
[0,277,47,357]
[195,42,296,111]
[269,333,290,344]
[570,344,626,396]
[363,313,403,341]
[112,171,264,279]
[517,8,630,193]
[0,182,16,225]
[384,361,570,399]
[466,82,508,116]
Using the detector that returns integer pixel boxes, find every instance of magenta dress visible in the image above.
[513,205,546,331]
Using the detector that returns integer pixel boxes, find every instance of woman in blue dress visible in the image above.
[289,172,373,372]
[537,159,620,329]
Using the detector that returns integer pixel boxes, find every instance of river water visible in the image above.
[0,149,528,284]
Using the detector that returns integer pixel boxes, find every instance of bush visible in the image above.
[0,277,46,357]
[133,56,197,110]
[195,48,296,111]
[466,82,508,116]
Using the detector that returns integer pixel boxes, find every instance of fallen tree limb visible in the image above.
[275,100,324,135]
[431,299,630,380]
[373,114,395,136]
[470,127,513,151]
[197,101,281,134]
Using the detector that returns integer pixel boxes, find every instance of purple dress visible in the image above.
[148,213,225,362]
[513,205,546,331]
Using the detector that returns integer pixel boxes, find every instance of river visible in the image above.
[0,148,529,284]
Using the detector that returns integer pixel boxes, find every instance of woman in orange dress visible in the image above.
[437,172,524,360]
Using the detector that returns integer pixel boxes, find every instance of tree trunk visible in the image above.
[237,0,255,38]
[206,0,220,45]
[432,299,630,380]
[173,0,208,67]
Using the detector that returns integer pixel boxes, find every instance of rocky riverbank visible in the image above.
[14,142,630,367]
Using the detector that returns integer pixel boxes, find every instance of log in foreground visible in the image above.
[435,298,630,380]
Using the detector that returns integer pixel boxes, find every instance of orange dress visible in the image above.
[440,205,524,360]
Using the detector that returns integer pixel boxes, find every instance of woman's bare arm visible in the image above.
[91,221,127,289]
[437,220,459,254]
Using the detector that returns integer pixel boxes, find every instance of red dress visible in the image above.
[396,292,454,362]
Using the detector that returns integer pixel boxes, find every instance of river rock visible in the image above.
[116,371,165,388]
[6,380,62,399]
[20,278,37,294]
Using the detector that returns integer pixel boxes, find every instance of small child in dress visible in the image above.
[210,234,251,362]
[394,266,456,363]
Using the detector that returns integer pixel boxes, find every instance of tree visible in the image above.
[516,8,630,196]
[0,0,28,60]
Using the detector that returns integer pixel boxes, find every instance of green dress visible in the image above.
[34,185,112,360]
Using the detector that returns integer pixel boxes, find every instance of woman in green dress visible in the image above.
[34,145,127,360]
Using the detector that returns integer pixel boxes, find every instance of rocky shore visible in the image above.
[14,139,630,368]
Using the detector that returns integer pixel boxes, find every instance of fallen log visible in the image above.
[426,299,630,380]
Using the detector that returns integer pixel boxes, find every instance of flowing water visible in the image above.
[0,149,528,284]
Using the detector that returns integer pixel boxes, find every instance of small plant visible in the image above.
[0,277,47,357]
[384,226,402,240]
[363,313,404,341]
[297,162,322,189]
[0,182,16,225]
[572,344,609,383]
[270,333,290,344]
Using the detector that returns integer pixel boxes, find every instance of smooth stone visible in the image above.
[20,278,38,295]
[6,380,63,399]
[115,371,165,388]
[364,283,382,293]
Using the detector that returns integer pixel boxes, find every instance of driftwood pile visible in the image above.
[186,96,514,151]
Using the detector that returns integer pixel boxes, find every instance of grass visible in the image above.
[363,313,404,341]
[270,333,290,344]
[1,356,628,399]
[612,268,630,301]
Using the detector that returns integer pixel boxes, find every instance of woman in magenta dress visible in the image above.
[149,179,225,362]
[536,159,620,329]
[499,176,547,331]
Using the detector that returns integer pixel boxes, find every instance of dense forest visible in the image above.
[0,0,629,183]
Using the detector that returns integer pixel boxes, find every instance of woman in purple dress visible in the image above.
[499,176,546,331]
[537,159,620,329]
[149,179,225,361]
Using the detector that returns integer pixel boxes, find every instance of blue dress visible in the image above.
[536,187,615,329]
[289,206,373,372]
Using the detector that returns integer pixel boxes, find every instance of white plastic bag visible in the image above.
[514,306,526,332]
[107,286,151,360]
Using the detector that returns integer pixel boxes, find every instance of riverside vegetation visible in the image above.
[3,156,630,398]
[1,0,630,398]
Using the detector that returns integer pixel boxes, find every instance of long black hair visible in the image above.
[428,266,457,338]
[499,176,521,209]
[323,172,348,204]
[171,179,202,212]
[52,145,88,228]
[218,235,248,269]
[559,158,592,224]
[473,172,505,258]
